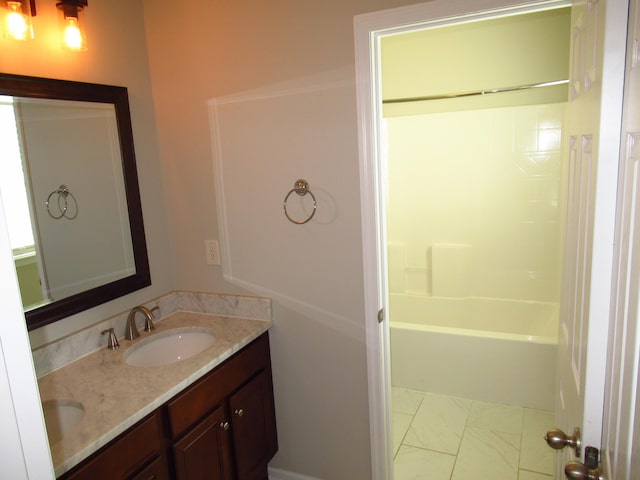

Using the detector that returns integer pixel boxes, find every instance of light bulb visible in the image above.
[63,16,83,50]
[3,1,32,41]
[57,2,88,52]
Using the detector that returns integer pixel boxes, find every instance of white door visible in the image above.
[553,0,629,475]
[355,0,630,479]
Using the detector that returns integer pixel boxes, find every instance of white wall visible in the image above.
[0,0,173,347]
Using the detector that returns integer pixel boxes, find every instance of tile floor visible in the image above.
[392,387,556,480]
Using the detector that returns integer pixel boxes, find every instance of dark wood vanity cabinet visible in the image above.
[60,333,277,480]
[168,333,277,480]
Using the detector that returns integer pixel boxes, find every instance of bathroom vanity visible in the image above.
[36,295,276,480]
[59,333,276,479]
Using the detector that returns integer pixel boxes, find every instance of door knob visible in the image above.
[564,446,603,480]
[564,461,603,480]
[545,427,582,456]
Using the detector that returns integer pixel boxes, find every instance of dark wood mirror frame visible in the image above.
[0,73,151,331]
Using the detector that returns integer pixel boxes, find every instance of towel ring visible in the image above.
[46,185,78,220]
[283,179,317,225]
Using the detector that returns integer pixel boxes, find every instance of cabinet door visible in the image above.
[229,370,277,480]
[173,406,234,480]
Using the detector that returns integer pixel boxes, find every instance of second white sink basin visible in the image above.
[42,399,85,445]
[125,328,216,367]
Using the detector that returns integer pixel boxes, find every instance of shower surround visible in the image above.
[386,102,565,410]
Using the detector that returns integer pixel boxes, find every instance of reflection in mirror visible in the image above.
[0,74,151,330]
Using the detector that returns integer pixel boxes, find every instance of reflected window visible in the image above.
[0,96,35,253]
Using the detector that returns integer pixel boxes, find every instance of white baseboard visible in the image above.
[268,466,322,480]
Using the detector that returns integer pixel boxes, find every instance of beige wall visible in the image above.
[0,0,173,346]
[141,1,424,478]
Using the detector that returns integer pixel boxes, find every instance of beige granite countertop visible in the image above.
[38,311,272,477]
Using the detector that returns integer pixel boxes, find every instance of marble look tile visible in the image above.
[393,412,413,457]
[518,470,553,480]
[404,393,472,454]
[452,427,520,480]
[394,445,456,480]
[467,400,523,434]
[32,309,131,376]
[152,293,180,318]
[520,408,555,475]
[176,290,271,321]
[392,387,425,415]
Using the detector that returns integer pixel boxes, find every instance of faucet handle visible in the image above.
[101,328,120,350]
[144,306,160,332]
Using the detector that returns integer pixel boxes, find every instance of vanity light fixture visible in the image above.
[56,0,87,51]
[2,0,88,52]
[1,0,35,41]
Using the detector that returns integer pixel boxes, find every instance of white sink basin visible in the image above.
[125,328,216,367]
[42,400,85,444]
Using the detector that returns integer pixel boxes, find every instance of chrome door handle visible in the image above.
[545,427,582,456]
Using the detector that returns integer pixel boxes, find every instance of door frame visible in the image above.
[354,0,623,477]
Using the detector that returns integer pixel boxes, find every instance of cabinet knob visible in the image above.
[234,408,244,417]
[219,421,230,431]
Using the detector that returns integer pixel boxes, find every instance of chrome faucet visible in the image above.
[124,305,158,340]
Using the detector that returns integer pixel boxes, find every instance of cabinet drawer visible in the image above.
[130,456,170,480]
[61,412,165,480]
[167,333,271,438]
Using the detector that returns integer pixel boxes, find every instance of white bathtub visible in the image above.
[389,294,559,410]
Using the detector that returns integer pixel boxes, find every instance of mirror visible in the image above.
[0,73,150,331]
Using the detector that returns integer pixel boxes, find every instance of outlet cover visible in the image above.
[205,239,220,265]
